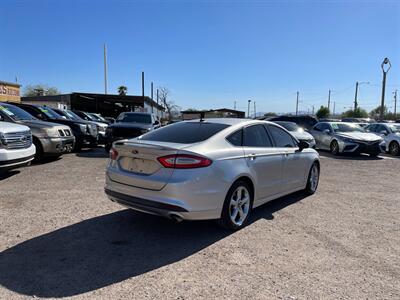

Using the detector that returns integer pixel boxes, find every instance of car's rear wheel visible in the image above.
[304,162,319,195]
[330,140,340,155]
[389,141,399,156]
[219,181,253,230]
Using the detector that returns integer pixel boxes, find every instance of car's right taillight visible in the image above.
[157,154,212,169]
[110,148,119,160]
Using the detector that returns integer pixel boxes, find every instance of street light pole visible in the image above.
[328,89,331,111]
[394,90,398,119]
[354,81,359,111]
[247,100,251,118]
[296,91,299,116]
[380,58,391,121]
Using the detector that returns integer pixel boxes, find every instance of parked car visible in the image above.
[268,115,318,130]
[0,103,75,160]
[272,121,316,148]
[88,112,112,125]
[104,117,115,124]
[53,109,108,144]
[341,117,375,123]
[0,121,35,170]
[310,122,383,156]
[105,118,320,230]
[105,112,160,152]
[11,103,98,151]
[365,123,400,156]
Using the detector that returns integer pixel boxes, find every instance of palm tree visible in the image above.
[118,85,128,96]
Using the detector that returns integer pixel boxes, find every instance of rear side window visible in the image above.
[243,125,272,147]
[227,129,243,146]
[140,122,230,144]
[268,125,296,148]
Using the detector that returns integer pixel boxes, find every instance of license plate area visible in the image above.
[119,156,160,175]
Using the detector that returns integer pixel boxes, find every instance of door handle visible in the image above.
[248,153,257,160]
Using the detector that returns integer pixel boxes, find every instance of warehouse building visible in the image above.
[21,92,165,118]
[0,81,21,103]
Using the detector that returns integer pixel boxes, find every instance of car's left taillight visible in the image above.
[157,154,212,169]
[110,148,119,160]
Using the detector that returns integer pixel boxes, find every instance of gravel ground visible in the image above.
[0,148,399,299]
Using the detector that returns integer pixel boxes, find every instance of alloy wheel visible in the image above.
[309,164,319,192]
[389,142,399,156]
[229,186,250,226]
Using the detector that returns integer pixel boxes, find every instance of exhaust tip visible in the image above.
[169,214,183,223]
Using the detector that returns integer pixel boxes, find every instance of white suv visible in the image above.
[0,122,36,170]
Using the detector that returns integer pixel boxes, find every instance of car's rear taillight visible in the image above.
[157,154,212,169]
[110,148,119,160]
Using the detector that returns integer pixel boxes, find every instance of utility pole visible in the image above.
[312,105,315,115]
[394,90,398,118]
[333,102,336,117]
[103,44,108,94]
[156,89,159,105]
[141,72,145,98]
[354,81,359,111]
[254,101,256,118]
[380,58,391,121]
[151,82,154,100]
[234,101,236,110]
[247,100,251,118]
[328,89,331,111]
[296,91,299,116]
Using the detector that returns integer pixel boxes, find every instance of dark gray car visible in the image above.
[105,112,160,152]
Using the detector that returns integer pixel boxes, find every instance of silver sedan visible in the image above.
[105,119,320,230]
[310,122,383,156]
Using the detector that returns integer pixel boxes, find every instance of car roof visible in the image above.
[185,118,255,126]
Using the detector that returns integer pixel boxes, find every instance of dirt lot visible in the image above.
[0,148,399,299]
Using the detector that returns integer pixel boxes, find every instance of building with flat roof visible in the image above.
[21,92,165,118]
[0,81,21,103]
[181,108,245,120]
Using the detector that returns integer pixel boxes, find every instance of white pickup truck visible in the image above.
[0,121,36,170]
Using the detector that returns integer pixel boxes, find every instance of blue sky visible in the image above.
[1,0,399,114]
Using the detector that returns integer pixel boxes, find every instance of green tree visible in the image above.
[316,106,330,119]
[342,107,368,118]
[263,112,277,118]
[23,84,60,96]
[118,85,128,96]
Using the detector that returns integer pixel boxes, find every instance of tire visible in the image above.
[32,137,43,161]
[389,141,400,156]
[304,162,320,195]
[74,142,82,152]
[330,140,340,156]
[218,180,253,230]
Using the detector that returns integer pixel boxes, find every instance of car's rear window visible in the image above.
[140,122,230,144]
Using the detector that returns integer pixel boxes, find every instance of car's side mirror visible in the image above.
[323,129,331,134]
[297,140,310,152]
[37,113,44,120]
[154,120,160,125]
[0,114,4,121]
[379,130,388,136]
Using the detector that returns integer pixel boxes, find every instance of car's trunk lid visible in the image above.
[109,139,188,190]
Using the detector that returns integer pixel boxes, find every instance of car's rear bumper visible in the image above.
[104,164,229,220]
